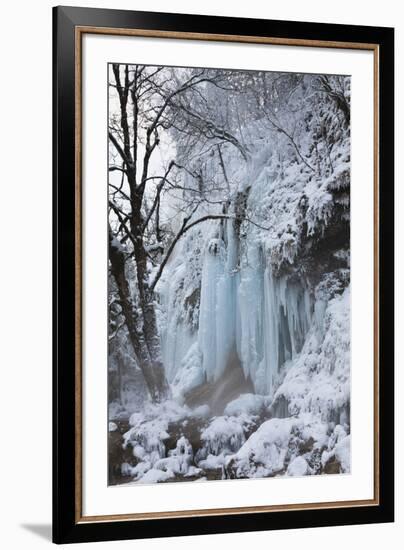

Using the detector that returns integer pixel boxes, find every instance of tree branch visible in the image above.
[263,112,315,172]
[112,64,133,167]
[109,131,132,168]
[150,212,269,291]
[109,182,131,202]
[141,162,174,233]
[109,201,136,250]
[171,100,249,161]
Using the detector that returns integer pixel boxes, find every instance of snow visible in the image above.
[224,394,267,417]
[200,415,252,456]
[109,422,118,432]
[185,466,203,477]
[198,453,227,472]
[229,417,297,478]
[121,263,350,484]
[122,401,208,481]
[171,342,205,401]
[137,468,174,484]
[335,435,351,473]
[154,436,194,476]
[190,404,211,418]
[272,287,350,422]
[287,456,309,477]
[124,415,169,466]
[109,401,128,421]
[229,415,328,479]
[321,428,351,474]
[122,400,191,480]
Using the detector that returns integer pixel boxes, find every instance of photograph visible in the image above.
[107,63,351,486]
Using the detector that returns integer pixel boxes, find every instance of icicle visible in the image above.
[260,269,313,396]
[215,273,236,380]
[160,264,197,383]
[237,242,264,383]
[198,239,224,381]
[262,268,279,396]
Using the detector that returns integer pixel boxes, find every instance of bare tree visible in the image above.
[108,64,248,401]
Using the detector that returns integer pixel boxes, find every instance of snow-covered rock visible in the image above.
[334,434,350,473]
[137,468,175,484]
[321,428,351,474]
[271,287,350,423]
[200,415,253,456]
[224,394,267,417]
[154,436,195,476]
[287,456,309,477]
[227,415,328,479]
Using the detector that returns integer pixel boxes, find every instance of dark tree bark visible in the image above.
[109,228,169,402]
[129,204,168,397]
[108,64,176,402]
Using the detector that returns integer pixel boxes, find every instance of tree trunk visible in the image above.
[109,231,169,402]
[130,207,170,401]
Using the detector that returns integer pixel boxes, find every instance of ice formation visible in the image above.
[161,216,313,397]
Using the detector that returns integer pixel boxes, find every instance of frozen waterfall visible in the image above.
[160,263,197,384]
[198,223,312,394]
[161,219,313,397]
[198,221,239,383]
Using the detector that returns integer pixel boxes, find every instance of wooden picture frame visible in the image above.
[53,5,394,544]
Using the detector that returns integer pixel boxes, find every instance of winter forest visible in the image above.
[108,63,351,485]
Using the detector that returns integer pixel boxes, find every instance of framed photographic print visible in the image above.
[53,5,394,544]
